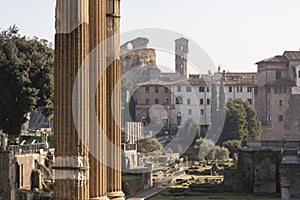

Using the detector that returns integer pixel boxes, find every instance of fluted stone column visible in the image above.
[54,0,90,199]
[106,0,124,199]
[88,0,109,199]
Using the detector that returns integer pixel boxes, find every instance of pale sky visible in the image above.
[1,0,300,72]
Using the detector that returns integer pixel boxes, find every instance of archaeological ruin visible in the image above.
[54,0,124,199]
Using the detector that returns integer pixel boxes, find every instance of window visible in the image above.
[145,99,150,105]
[155,87,159,93]
[279,115,283,122]
[276,71,281,80]
[180,55,183,60]
[164,87,168,93]
[237,87,240,92]
[283,87,287,93]
[229,87,232,92]
[176,96,183,104]
[267,87,271,94]
[201,109,204,115]
[186,86,192,92]
[247,87,252,92]
[200,99,204,105]
[279,87,282,93]
[279,100,283,106]
[187,99,191,105]
[207,87,210,92]
[180,63,183,69]
[177,86,181,92]
[240,87,243,92]
[188,109,192,115]
[145,87,149,92]
[207,99,210,105]
[155,99,159,104]
[275,87,278,93]
[199,87,205,92]
[267,115,272,124]
[248,99,252,104]
[164,98,169,105]
[298,70,300,78]
[177,112,181,126]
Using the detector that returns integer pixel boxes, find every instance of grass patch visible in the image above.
[122,175,140,181]
[148,191,281,200]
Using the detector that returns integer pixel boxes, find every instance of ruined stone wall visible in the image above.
[253,151,278,193]
[222,168,239,192]
[15,154,43,190]
[121,48,156,74]
[234,149,281,193]
[237,151,255,193]
[284,94,300,140]
[0,152,15,200]
[280,164,300,199]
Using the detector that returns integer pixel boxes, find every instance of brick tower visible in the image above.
[175,37,189,79]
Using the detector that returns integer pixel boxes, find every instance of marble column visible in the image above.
[106,0,124,199]
[88,0,109,199]
[54,0,90,199]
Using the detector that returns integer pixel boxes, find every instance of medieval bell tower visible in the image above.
[175,37,189,79]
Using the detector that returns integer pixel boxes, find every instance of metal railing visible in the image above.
[8,143,47,155]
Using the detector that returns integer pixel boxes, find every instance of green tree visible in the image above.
[196,137,215,160]
[207,82,226,142]
[121,75,133,91]
[219,80,226,111]
[218,99,261,144]
[137,137,162,153]
[0,26,54,137]
[223,140,241,158]
[121,76,134,124]
[212,146,229,161]
[208,84,218,140]
[144,105,160,126]
[182,117,198,135]
[244,100,262,140]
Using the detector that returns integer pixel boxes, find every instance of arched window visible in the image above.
[127,42,133,50]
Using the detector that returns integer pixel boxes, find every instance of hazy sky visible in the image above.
[1,0,300,72]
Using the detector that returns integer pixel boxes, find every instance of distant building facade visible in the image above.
[255,51,300,140]
[122,37,257,136]
[170,71,256,132]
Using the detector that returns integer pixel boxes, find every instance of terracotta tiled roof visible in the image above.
[284,51,300,61]
[256,55,288,64]
[138,72,257,86]
[224,72,257,86]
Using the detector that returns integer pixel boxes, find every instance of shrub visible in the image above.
[223,140,241,158]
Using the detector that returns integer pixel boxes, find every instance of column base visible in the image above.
[107,191,125,200]
[89,196,110,200]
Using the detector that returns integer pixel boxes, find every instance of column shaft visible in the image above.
[88,0,109,199]
[106,0,124,199]
[54,0,90,199]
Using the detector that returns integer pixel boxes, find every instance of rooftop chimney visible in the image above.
[223,70,226,81]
